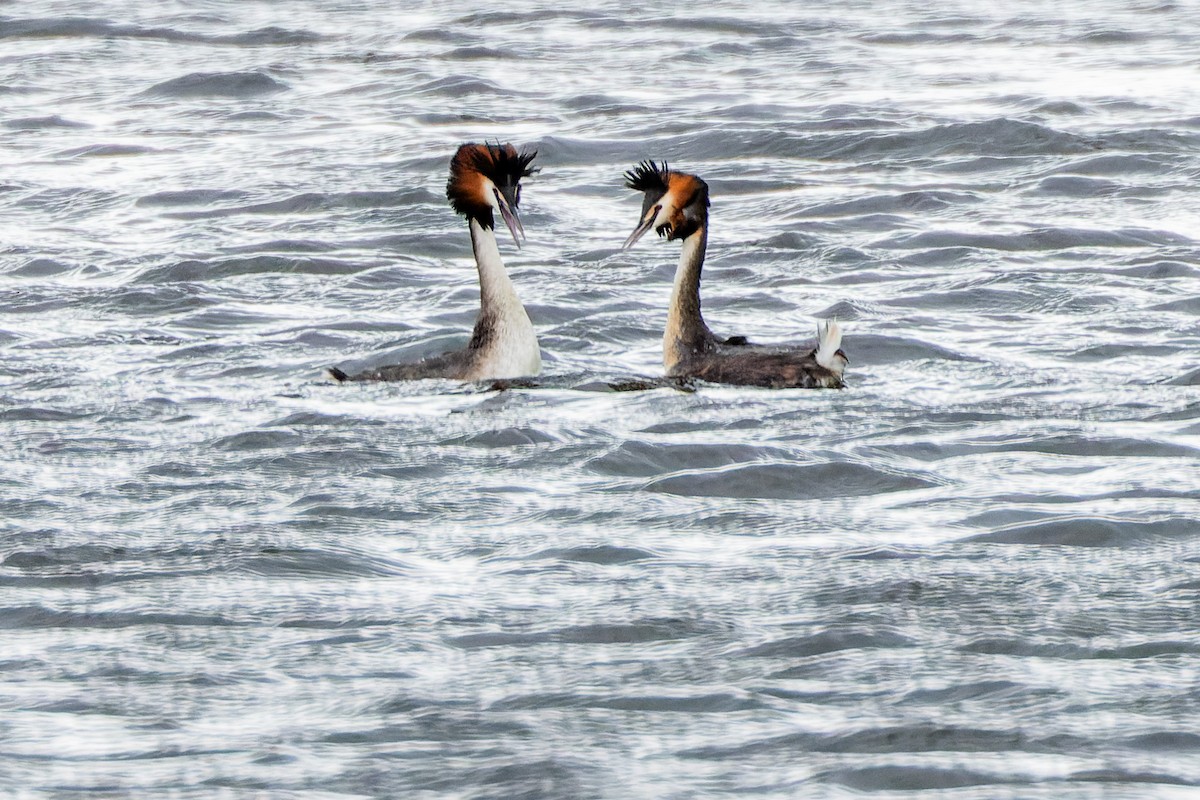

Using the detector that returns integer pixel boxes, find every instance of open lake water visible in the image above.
[3,1,1200,797]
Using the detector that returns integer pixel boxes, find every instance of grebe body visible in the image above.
[623,161,847,389]
[330,143,540,383]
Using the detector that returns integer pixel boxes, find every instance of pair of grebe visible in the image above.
[329,144,847,389]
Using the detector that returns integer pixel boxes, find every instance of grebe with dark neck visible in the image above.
[329,143,541,383]
[622,161,847,389]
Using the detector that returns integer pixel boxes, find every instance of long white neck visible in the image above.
[466,218,541,379]
[663,223,713,373]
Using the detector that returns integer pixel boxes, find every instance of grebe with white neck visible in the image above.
[622,160,847,389]
[329,143,541,383]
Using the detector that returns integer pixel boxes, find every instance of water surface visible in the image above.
[3,1,1200,797]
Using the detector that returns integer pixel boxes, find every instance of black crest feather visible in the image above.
[624,160,670,193]
[481,144,538,184]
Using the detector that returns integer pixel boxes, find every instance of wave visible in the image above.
[833,332,976,365]
[825,118,1096,160]
[962,636,1200,659]
[964,516,1198,546]
[54,143,161,158]
[738,628,916,658]
[133,254,370,283]
[877,226,1193,251]
[3,114,89,130]
[151,188,432,219]
[489,691,761,712]
[529,544,657,564]
[0,16,321,45]
[645,460,938,499]
[142,71,289,98]
[448,618,711,648]
[817,765,1014,791]
[588,440,793,477]
[879,433,1200,462]
[0,605,232,629]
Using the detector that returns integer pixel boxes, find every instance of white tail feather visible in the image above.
[814,319,843,370]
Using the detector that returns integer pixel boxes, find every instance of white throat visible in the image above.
[467,218,541,379]
[663,225,710,373]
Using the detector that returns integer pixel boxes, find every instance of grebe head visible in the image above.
[447,142,538,247]
[622,160,709,249]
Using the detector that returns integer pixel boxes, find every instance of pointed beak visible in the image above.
[494,187,525,248]
[622,205,659,250]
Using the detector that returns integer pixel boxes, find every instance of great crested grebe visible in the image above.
[622,160,847,389]
[328,142,541,383]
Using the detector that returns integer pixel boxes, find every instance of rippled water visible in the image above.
[3,1,1200,797]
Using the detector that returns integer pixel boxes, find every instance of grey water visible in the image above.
[2,1,1200,797]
